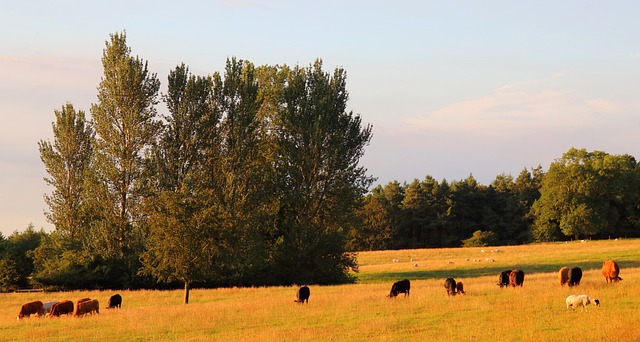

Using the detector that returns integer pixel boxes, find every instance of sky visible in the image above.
[1,0,639,236]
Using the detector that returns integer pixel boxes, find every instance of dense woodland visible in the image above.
[1,32,639,296]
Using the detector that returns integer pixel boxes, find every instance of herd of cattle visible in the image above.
[17,259,624,317]
[385,259,622,312]
[16,294,122,320]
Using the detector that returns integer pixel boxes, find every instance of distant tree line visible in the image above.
[348,148,640,251]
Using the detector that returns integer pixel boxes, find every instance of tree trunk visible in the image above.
[184,281,190,304]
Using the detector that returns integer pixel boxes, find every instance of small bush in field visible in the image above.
[462,230,498,247]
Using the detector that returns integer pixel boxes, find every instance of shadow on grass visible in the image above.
[356,260,640,284]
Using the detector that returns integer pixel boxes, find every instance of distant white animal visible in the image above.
[566,294,600,311]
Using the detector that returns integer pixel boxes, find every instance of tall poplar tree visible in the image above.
[141,64,216,303]
[39,103,93,240]
[88,31,160,283]
[272,60,373,284]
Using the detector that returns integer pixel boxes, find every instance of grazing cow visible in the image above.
[497,270,512,288]
[42,301,58,315]
[568,267,583,287]
[108,294,122,309]
[456,281,465,295]
[388,279,410,298]
[566,294,600,311]
[48,300,74,317]
[444,278,457,296]
[602,260,622,283]
[509,270,525,287]
[75,299,99,317]
[17,301,44,320]
[558,267,570,286]
[294,286,310,304]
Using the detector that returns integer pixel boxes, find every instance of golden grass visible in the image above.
[2,239,639,341]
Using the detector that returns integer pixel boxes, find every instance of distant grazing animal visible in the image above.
[456,281,465,295]
[17,301,44,320]
[568,267,582,287]
[42,301,58,315]
[497,270,512,288]
[566,294,600,311]
[108,294,122,309]
[48,300,74,317]
[75,299,99,317]
[559,267,570,286]
[444,278,457,296]
[388,279,411,298]
[602,260,622,283]
[294,286,310,304]
[509,270,525,287]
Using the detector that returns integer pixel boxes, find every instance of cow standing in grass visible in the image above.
[388,279,410,298]
[444,278,457,296]
[17,301,44,320]
[294,286,310,304]
[602,260,622,283]
[559,267,570,286]
[497,270,512,288]
[108,294,122,309]
[48,300,74,317]
[509,270,525,287]
[568,267,582,287]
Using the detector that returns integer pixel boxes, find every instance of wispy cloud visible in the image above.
[405,73,620,139]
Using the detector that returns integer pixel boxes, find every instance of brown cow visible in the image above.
[48,300,74,317]
[558,267,570,286]
[75,299,99,317]
[17,301,44,320]
[456,281,465,295]
[444,278,457,296]
[602,260,622,283]
[509,270,525,287]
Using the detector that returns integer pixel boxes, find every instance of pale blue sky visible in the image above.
[1,0,639,235]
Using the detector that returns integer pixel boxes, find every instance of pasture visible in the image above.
[2,239,640,341]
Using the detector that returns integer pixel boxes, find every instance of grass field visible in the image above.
[2,239,639,341]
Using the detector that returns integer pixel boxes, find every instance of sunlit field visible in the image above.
[2,239,639,341]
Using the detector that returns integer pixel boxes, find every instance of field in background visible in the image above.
[2,239,639,341]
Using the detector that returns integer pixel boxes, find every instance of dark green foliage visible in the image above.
[462,230,499,247]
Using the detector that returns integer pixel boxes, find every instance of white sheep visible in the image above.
[566,294,600,311]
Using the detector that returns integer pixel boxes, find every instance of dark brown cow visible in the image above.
[602,260,622,283]
[107,294,122,309]
[294,286,310,304]
[444,278,457,296]
[48,300,74,317]
[568,267,583,287]
[509,270,525,287]
[558,267,570,286]
[388,279,410,298]
[456,281,465,295]
[17,301,44,320]
[75,299,99,317]
[497,270,512,288]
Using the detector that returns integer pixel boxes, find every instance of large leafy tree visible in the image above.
[88,31,161,285]
[38,103,93,240]
[531,148,639,241]
[141,64,216,303]
[272,60,373,284]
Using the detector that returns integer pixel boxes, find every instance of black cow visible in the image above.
[444,278,457,296]
[294,286,310,304]
[388,279,410,298]
[107,294,122,309]
[568,267,582,287]
[497,270,512,288]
